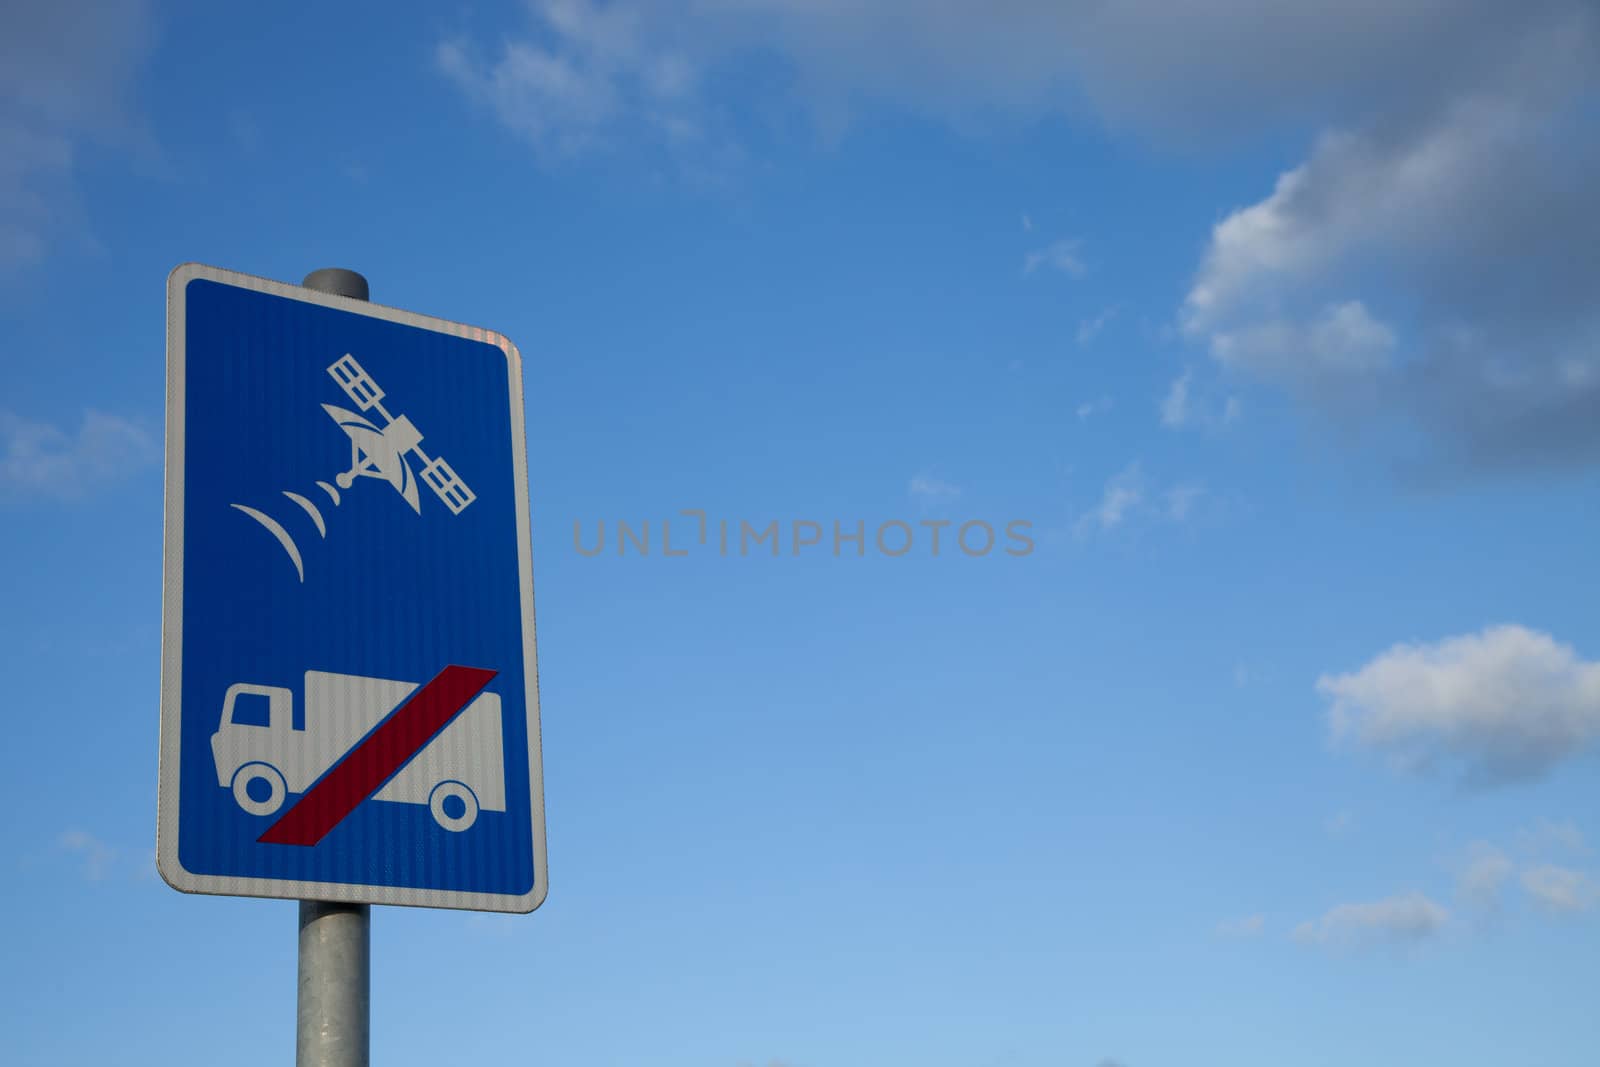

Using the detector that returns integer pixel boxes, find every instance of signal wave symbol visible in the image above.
[231,354,476,583]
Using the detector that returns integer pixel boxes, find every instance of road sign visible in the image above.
[158,263,546,912]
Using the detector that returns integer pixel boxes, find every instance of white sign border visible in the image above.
[157,262,548,913]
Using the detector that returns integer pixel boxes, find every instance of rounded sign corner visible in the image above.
[484,330,523,373]
[155,842,196,894]
[503,879,546,914]
[526,870,549,910]
[167,262,207,293]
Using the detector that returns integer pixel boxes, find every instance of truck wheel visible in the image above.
[232,762,286,816]
[429,780,479,832]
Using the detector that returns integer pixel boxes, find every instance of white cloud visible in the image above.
[1023,238,1085,278]
[1521,864,1599,915]
[1075,463,1206,536]
[1293,891,1449,948]
[0,0,157,271]
[0,409,158,497]
[685,1,1583,141]
[1180,92,1593,338]
[1160,368,1239,432]
[1215,913,1265,939]
[1451,827,1599,921]
[908,473,960,499]
[1075,462,1143,536]
[1205,301,1397,382]
[1076,305,1119,347]
[437,0,705,160]
[59,829,116,881]
[1160,370,1192,428]
[1164,483,1204,521]
[1076,396,1111,421]
[1456,843,1514,910]
[1516,820,1588,857]
[1325,810,1354,836]
[1319,625,1600,786]
[1178,66,1600,471]
[0,122,71,268]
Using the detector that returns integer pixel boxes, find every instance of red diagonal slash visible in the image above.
[259,665,498,847]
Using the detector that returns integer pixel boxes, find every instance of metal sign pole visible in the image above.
[296,267,372,1067]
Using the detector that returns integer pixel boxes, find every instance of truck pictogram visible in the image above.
[211,670,505,833]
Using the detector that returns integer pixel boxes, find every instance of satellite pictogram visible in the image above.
[231,353,475,582]
[323,353,475,515]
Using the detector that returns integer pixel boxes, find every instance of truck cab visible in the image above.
[212,683,300,816]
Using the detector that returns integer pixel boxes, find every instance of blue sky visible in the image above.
[4,2,1600,1065]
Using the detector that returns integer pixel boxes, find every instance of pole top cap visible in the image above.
[302,268,369,301]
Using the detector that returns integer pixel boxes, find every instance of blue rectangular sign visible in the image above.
[158,264,547,912]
